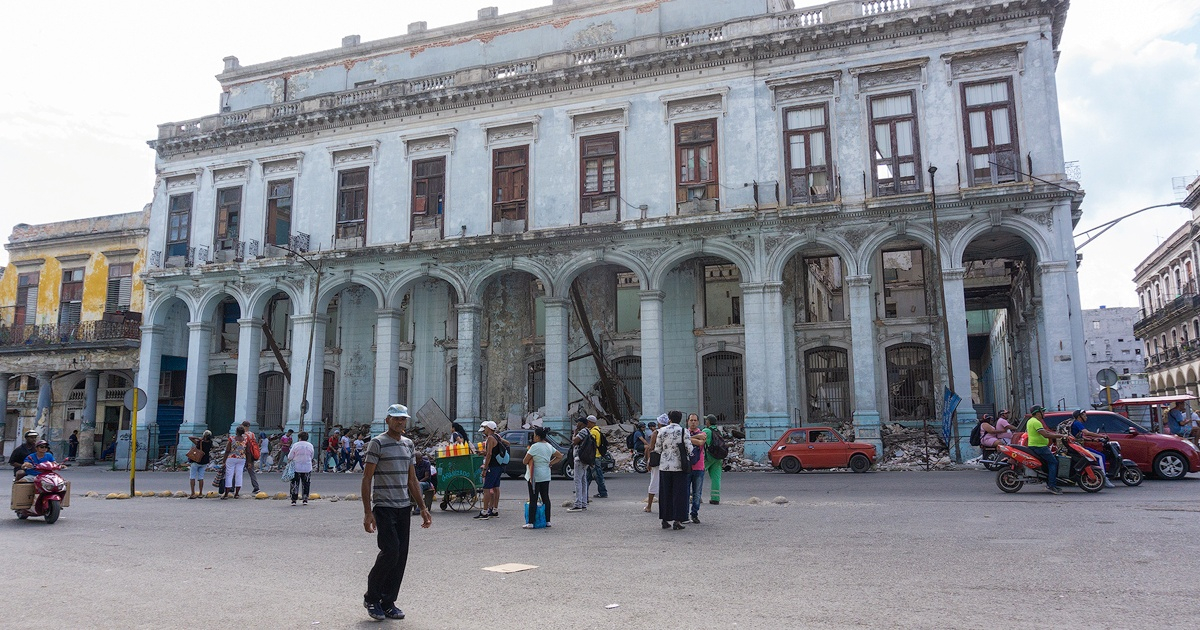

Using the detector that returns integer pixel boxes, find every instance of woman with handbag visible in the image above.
[223,426,248,499]
[653,410,693,531]
[186,431,213,499]
[644,414,668,513]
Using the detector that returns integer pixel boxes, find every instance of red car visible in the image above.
[1042,411,1200,480]
[768,427,876,473]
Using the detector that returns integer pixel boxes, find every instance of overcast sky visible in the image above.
[2,0,1197,310]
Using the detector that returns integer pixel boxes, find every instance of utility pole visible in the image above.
[928,165,961,462]
[276,244,323,434]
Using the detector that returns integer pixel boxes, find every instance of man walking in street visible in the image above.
[288,431,315,505]
[475,420,508,520]
[702,414,723,504]
[568,418,591,512]
[361,404,431,621]
[240,421,262,494]
[1025,406,1066,495]
[587,415,608,499]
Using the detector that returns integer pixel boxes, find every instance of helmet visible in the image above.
[34,440,49,448]
[1072,409,1085,418]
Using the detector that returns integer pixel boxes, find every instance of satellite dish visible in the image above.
[1096,369,1119,387]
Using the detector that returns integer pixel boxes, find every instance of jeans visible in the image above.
[364,505,413,608]
[325,451,338,471]
[589,461,607,497]
[572,458,588,509]
[1028,446,1058,488]
[243,458,260,492]
[527,480,551,525]
[188,462,206,480]
[688,468,705,517]
[290,472,311,501]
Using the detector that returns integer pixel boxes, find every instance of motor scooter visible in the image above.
[13,461,68,524]
[632,451,648,474]
[1097,438,1143,486]
[979,444,1009,471]
[995,437,1105,493]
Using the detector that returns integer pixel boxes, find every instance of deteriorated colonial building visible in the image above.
[0,211,149,462]
[139,0,1086,462]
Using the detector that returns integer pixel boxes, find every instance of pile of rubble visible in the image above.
[595,424,771,473]
[876,423,959,470]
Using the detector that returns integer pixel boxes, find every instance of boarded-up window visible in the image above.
[886,344,934,422]
[16,272,39,327]
[580,133,619,215]
[675,119,719,205]
[257,372,285,429]
[527,359,546,413]
[59,268,84,326]
[336,168,369,239]
[106,263,134,313]
[266,180,293,247]
[166,193,193,257]
[493,146,528,222]
[412,157,445,215]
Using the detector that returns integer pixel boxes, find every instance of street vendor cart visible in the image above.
[436,453,484,512]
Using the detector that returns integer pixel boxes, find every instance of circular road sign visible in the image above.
[123,387,149,411]
[1096,368,1119,387]
[1098,386,1120,403]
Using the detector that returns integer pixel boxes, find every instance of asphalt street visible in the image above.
[2,466,1198,630]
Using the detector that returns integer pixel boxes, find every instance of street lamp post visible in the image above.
[928,165,962,462]
[274,244,323,434]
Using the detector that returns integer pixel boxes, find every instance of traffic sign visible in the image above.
[1096,368,1119,387]
[124,387,148,411]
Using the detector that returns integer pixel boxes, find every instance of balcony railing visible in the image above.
[1133,286,1200,336]
[0,321,140,349]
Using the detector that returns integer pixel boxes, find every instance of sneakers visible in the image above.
[290,501,297,506]
[709,499,720,505]
[489,510,499,518]
[545,522,552,528]
[382,605,405,620]
[593,494,607,498]
[302,500,308,505]
[567,506,586,512]
[1047,486,1063,495]
[691,515,700,524]
[522,523,535,529]
[1103,480,1117,488]
[473,512,491,520]
[364,601,386,621]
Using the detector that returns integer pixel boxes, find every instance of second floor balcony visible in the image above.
[0,320,141,352]
[1134,286,1200,338]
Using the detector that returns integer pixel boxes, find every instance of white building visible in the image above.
[1082,307,1148,406]
[138,0,1086,462]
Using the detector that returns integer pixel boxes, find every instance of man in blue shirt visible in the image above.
[18,440,56,481]
[1068,410,1115,488]
[1166,401,1195,440]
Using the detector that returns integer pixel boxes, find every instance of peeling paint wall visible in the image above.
[481,273,538,423]
[334,286,378,423]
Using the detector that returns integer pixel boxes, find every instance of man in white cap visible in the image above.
[475,420,509,520]
[361,403,431,621]
[10,430,41,478]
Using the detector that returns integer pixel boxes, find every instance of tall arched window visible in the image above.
[885,344,934,422]
[257,371,285,429]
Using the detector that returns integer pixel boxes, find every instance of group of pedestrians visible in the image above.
[641,412,723,529]
[325,428,369,473]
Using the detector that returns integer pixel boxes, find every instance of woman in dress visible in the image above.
[187,431,213,498]
[653,410,693,530]
[223,426,247,499]
[522,426,563,529]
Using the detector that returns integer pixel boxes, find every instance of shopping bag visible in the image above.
[281,460,295,482]
[523,502,547,528]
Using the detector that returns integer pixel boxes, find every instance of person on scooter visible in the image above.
[1067,409,1116,488]
[18,441,56,482]
[1025,406,1067,495]
[980,413,1014,448]
[9,430,40,479]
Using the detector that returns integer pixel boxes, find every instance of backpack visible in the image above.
[578,430,597,465]
[625,431,637,451]
[492,436,510,465]
[706,427,728,460]
[246,433,261,460]
[968,420,983,447]
[596,431,609,456]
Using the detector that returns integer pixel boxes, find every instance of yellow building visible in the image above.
[1,208,149,464]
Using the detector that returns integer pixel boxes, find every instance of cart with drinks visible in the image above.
[435,443,485,512]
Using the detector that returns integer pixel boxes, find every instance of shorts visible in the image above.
[483,465,504,489]
[189,462,206,480]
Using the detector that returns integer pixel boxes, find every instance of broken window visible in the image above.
[265,293,290,350]
[215,187,242,249]
[675,119,719,208]
[532,279,547,337]
[801,256,845,322]
[615,272,640,333]
[580,133,619,217]
[324,295,339,348]
[412,157,445,216]
[397,366,409,409]
[336,168,369,240]
[105,263,133,313]
[218,298,241,352]
[166,193,193,258]
[886,343,934,422]
[869,92,922,196]
[963,78,1020,186]
[493,146,528,223]
[322,370,336,424]
[881,249,928,318]
[784,104,832,204]
[58,269,84,327]
[15,272,39,327]
[265,179,293,247]
[704,264,742,327]
[527,359,546,413]
[805,347,850,427]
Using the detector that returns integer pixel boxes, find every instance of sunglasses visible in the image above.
[36,445,48,449]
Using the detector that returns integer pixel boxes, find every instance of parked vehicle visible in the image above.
[12,462,69,524]
[1042,410,1200,480]
[498,429,615,480]
[995,438,1104,493]
[1098,438,1143,486]
[768,427,875,473]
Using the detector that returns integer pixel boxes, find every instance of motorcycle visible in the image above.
[1098,438,1143,486]
[995,438,1105,493]
[980,444,1009,471]
[13,461,68,524]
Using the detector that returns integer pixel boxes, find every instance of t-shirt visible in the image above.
[353,439,364,455]
[364,433,414,509]
[228,436,247,459]
[526,441,556,483]
[341,435,352,452]
[199,437,213,465]
[1168,408,1187,435]
[24,452,55,470]
[280,435,293,453]
[589,426,603,459]
[1069,419,1086,439]
[289,441,315,473]
[1026,417,1049,447]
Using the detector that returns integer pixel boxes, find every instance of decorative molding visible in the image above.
[371,270,403,286]
[732,236,756,258]
[842,229,869,249]
[1038,261,1070,274]
[12,257,45,270]
[533,252,573,272]
[938,219,969,241]
[942,43,1026,84]
[988,207,1004,227]
[449,261,488,280]
[632,246,671,267]
[764,235,788,256]
[165,169,201,190]
[766,70,842,109]
[569,21,618,50]
[1029,210,1054,232]
[660,87,729,122]
[483,115,541,146]
[568,103,629,135]
[260,152,304,176]
[55,253,91,264]
[402,130,457,156]
[212,162,250,184]
[184,286,207,301]
[329,141,379,168]
[849,58,929,96]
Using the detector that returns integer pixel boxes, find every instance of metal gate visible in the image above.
[804,347,850,428]
[397,366,409,407]
[702,351,745,424]
[613,356,642,422]
[257,371,285,429]
[885,344,934,422]
[527,359,546,413]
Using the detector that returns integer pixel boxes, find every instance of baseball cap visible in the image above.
[1029,405,1045,415]
[480,420,498,431]
[25,430,39,438]
[586,415,597,424]
[386,404,410,418]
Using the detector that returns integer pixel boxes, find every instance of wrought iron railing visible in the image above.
[0,321,140,349]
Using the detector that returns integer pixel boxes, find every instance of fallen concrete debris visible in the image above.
[877,423,959,471]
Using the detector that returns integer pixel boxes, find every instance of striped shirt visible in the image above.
[364,433,414,509]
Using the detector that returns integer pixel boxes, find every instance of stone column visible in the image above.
[374,309,403,435]
[1039,261,1082,409]
[180,322,213,460]
[455,303,483,429]
[36,371,53,433]
[941,267,977,460]
[740,282,790,460]
[638,291,666,423]
[542,298,571,434]
[79,370,99,465]
[308,316,327,430]
[135,324,165,469]
[234,318,264,430]
[846,275,882,454]
[286,314,325,433]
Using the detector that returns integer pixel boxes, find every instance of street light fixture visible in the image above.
[273,243,323,434]
[928,165,962,463]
